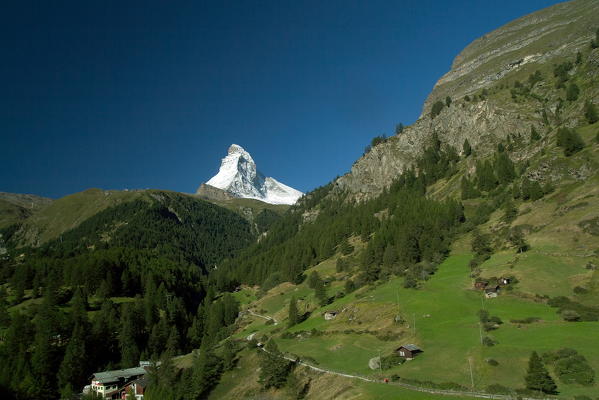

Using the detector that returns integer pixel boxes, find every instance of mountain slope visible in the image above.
[337,0,599,200]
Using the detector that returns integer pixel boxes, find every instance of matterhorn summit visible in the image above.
[197,144,303,205]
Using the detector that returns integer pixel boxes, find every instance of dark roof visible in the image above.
[92,366,146,384]
[131,377,148,388]
[400,344,421,351]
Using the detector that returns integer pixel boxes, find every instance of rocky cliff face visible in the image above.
[336,0,599,200]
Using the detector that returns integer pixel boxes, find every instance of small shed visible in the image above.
[474,281,488,290]
[499,277,511,286]
[396,344,422,360]
[324,311,338,320]
[485,285,500,298]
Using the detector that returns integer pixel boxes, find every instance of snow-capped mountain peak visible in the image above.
[199,144,303,205]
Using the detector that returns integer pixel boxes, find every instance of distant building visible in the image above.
[396,344,422,360]
[485,286,500,298]
[499,277,511,286]
[474,281,488,290]
[120,377,148,400]
[324,311,338,320]
[90,365,148,399]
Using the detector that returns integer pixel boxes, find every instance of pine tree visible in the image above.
[525,351,557,394]
[508,226,529,252]
[313,277,328,306]
[259,340,292,389]
[288,296,299,327]
[530,126,541,141]
[566,83,580,102]
[58,324,88,393]
[584,101,598,124]
[395,123,404,135]
[0,288,10,328]
[556,127,585,156]
[190,340,223,397]
[494,152,516,184]
[119,303,141,367]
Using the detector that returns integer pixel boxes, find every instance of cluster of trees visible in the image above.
[364,134,389,155]
[214,135,466,291]
[556,127,585,156]
[0,193,254,399]
[542,348,595,386]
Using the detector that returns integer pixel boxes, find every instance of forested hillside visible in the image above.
[0,191,255,399]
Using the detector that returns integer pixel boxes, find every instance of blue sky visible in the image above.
[1,0,565,198]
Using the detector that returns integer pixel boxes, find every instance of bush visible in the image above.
[556,127,585,156]
[562,309,581,322]
[544,348,595,386]
[482,336,497,346]
[380,353,406,370]
[430,100,445,119]
[487,359,499,366]
[566,83,580,101]
[584,101,598,124]
[486,384,511,394]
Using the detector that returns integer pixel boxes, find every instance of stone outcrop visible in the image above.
[336,0,599,200]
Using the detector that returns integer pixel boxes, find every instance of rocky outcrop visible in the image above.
[336,0,599,199]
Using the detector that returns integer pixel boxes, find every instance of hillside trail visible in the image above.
[246,312,554,400]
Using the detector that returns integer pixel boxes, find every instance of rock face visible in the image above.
[198,144,303,205]
[336,0,599,200]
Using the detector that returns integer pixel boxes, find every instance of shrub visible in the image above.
[556,127,585,156]
[566,83,580,101]
[482,336,497,346]
[430,100,445,119]
[486,384,511,394]
[487,359,499,366]
[562,309,581,322]
[584,101,598,124]
[545,348,595,386]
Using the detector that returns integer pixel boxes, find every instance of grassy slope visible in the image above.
[14,188,147,245]
[223,230,599,399]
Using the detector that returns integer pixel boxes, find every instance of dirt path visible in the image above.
[248,313,553,400]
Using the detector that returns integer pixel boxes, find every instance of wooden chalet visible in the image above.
[396,344,422,360]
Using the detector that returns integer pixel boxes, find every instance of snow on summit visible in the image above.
[201,144,303,205]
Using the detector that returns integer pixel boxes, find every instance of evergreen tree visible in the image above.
[307,271,320,289]
[445,96,452,107]
[494,152,516,184]
[58,324,88,393]
[288,296,299,327]
[395,123,404,135]
[476,161,498,192]
[525,351,557,394]
[119,303,142,367]
[259,340,292,389]
[508,226,529,252]
[430,100,444,118]
[461,176,480,200]
[566,83,580,102]
[190,341,223,398]
[313,276,328,306]
[471,229,492,258]
[556,127,585,156]
[165,325,180,355]
[0,289,10,328]
[530,126,541,141]
[584,101,598,124]
[31,296,62,400]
